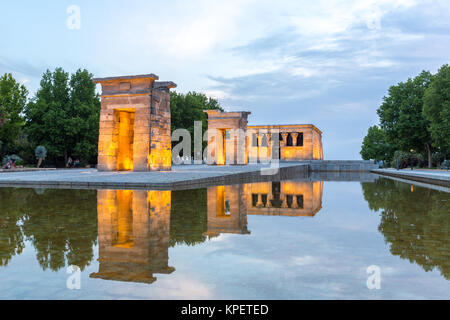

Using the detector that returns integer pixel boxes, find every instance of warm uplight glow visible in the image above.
[148,149,172,170]
[116,110,135,171]
[147,190,171,210]
[216,185,227,217]
[93,189,174,284]
[113,190,134,248]
[246,181,323,216]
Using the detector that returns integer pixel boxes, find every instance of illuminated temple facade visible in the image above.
[204,110,323,165]
[93,73,323,172]
[94,74,176,172]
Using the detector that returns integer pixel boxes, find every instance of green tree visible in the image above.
[170,91,223,154]
[423,64,450,158]
[25,68,100,165]
[67,69,100,163]
[25,68,70,163]
[377,71,434,167]
[0,73,28,158]
[360,125,391,162]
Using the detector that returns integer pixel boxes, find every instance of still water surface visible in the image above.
[0,176,449,299]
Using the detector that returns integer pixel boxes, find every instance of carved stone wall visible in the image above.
[94,74,176,171]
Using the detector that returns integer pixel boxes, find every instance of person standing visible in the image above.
[67,157,73,168]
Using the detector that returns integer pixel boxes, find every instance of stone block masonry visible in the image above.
[93,74,176,172]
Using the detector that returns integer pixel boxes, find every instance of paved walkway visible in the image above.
[372,168,450,187]
[0,163,308,190]
[0,168,56,173]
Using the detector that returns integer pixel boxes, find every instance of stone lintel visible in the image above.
[93,74,159,83]
[100,92,150,98]
[204,109,251,120]
[248,124,322,135]
[154,81,177,91]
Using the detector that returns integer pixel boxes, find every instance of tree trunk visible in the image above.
[426,143,432,168]
[37,158,42,168]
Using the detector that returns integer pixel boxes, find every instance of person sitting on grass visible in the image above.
[1,160,11,169]
[66,156,73,168]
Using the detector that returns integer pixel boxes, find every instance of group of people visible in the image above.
[66,157,81,168]
[1,158,17,169]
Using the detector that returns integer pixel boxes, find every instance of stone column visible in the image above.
[256,194,263,207]
[266,133,272,160]
[281,194,288,208]
[291,132,299,147]
[280,133,288,147]
[257,132,264,147]
[292,195,298,209]
[97,109,117,171]
[266,192,273,208]
[133,104,151,171]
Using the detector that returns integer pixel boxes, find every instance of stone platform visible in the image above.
[0,163,309,190]
[0,168,56,173]
[372,168,450,187]
[302,160,378,172]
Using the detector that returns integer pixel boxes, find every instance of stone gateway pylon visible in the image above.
[93,74,176,172]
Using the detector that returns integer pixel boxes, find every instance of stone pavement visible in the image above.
[0,168,56,173]
[0,163,308,190]
[372,168,450,187]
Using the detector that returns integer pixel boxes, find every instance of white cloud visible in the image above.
[292,255,321,266]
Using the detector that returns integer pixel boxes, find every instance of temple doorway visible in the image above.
[115,109,135,171]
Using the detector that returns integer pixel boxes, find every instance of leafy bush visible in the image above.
[2,154,23,165]
[441,160,450,170]
[35,146,47,159]
[393,151,424,169]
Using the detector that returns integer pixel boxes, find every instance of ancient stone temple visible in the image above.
[94,74,176,171]
[247,124,323,162]
[203,110,251,165]
[204,110,323,164]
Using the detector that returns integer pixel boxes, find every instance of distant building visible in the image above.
[204,110,323,164]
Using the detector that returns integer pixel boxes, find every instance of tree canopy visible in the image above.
[377,71,433,165]
[423,64,450,157]
[362,64,450,167]
[25,68,100,164]
[170,91,223,132]
[360,125,391,161]
[170,91,224,154]
[0,73,28,158]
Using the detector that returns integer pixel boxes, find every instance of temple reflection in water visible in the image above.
[90,181,323,284]
[90,190,174,284]
[247,181,323,217]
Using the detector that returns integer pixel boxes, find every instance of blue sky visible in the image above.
[1,0,449,159]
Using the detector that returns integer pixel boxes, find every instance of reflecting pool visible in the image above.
[0,176,449,299]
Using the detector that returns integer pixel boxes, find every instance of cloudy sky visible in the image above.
[1,0,449,159]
